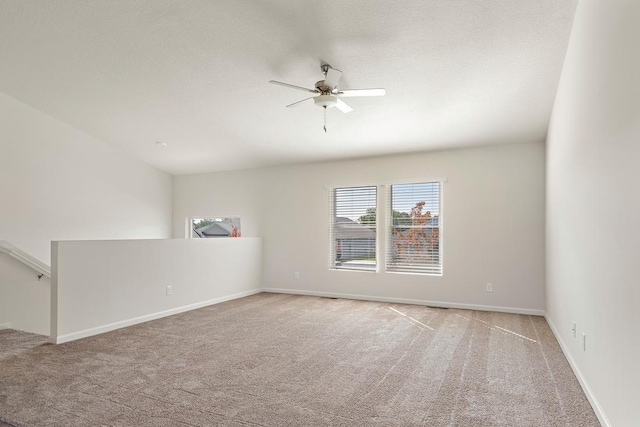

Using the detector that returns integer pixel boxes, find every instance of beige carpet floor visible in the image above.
[1,293,599,426]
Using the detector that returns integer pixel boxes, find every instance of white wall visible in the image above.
[0,255,49,335]
[175,142,546,313]
[51,238,262,343]
[545,1,640,426]
[0,91,172,264]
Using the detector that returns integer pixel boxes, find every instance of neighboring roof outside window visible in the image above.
[334,217,375,240]
[195,218,241,237]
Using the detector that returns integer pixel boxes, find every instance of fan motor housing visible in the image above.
[315,80,334,93]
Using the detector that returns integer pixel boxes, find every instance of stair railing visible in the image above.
[0,240,51,279]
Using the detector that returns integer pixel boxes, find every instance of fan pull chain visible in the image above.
[323,106,327,133]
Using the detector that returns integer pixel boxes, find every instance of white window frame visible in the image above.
[385,181,443,276]
[327,178,444,276]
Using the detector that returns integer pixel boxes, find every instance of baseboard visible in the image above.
[50,289,262,344]
[0,322,12,330]
[544,314,610,427]
[261,288,545,316]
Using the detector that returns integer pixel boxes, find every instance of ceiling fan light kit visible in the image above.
[269,64,385,132]
[314,94,337,108]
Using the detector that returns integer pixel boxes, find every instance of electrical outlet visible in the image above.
[294,272,300,279]
[166,285,172,296]
[572,322,577,338]
[582,333,586,351]
[486,283,493,292]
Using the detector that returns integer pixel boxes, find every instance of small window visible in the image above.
[191,218,241,238]
[387,182,441,275]
[329,186,377,271]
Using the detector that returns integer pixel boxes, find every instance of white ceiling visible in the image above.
[0,0,577,175]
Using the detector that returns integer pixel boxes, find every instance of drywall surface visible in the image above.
[172,168,262,239]
[546,1,640,426]
[0,254,50,335]
[175,142,546,313]
[0,92,172,265]
[52,238,262,343]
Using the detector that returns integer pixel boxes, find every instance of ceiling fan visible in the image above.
[269,64,385,131]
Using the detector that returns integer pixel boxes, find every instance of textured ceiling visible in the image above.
[0,0,577,175]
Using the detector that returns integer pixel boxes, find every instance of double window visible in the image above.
[329,182,442,275]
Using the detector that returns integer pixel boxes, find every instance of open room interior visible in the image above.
[1,1,638,426]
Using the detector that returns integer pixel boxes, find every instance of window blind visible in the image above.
[329,186,377,270]
[386,182,441,275]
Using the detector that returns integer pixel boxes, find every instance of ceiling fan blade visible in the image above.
[269,80,319,94]
[336,88,386,97]
[335,98,353,113]
[323,68,342,90]
[286,97,315,108]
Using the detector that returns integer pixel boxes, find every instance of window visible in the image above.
[329,186,377,271]
[386,182,441,275]
[190,218,241,238]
